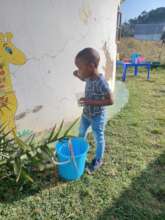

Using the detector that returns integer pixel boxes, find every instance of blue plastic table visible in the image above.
[117,61,151,81]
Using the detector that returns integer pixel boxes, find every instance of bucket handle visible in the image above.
[68,138,78,172]
[52,150,71,165]
[53,138,78,171]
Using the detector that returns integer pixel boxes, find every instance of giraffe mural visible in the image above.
[0,32,26,134]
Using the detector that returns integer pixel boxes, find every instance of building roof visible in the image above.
[135,23,165,35]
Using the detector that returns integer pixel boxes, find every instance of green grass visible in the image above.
[0,68,165,220]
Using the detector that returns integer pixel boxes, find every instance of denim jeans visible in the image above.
[79,112,106,160]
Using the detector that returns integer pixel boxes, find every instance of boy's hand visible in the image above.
[79,98,101,105]
[73,70,79,77]
[79,93,114,106]
[73,70,85,81]
[79,98,92,105]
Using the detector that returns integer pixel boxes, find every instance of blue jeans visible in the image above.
[79,112,106,160]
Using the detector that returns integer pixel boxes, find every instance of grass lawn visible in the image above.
[0,67,165,220]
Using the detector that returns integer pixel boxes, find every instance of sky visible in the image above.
[121,0,165,23]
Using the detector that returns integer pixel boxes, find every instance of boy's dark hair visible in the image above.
[75,48,100,67]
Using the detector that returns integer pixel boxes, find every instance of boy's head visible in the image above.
[75,48,100,78]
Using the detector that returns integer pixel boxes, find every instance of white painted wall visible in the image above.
[0,0,119,132]
[135,34,161,41]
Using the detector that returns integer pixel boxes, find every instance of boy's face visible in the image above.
[75,58,95,78]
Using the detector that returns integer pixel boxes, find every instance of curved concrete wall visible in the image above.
[0,0,119,133]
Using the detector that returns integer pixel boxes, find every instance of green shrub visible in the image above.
[0,118,79,183]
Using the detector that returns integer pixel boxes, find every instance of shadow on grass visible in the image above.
[0,167,63,204]
[97,151,165,220]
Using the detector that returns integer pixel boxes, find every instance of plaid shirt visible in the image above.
[83,74,111,117]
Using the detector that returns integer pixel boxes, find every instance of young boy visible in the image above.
[73,48,114,174]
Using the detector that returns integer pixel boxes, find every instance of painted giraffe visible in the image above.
[0,32,26,134]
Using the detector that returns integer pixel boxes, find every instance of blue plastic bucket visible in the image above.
[55,137,89,181]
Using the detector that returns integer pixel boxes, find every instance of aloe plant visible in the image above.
[0,118,79,183]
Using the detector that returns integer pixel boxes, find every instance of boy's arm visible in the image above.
[80,79,114,106]
[80,92,114,106]
[73,70,85,81]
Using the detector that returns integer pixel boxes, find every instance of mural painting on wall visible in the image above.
[0,32,26,134]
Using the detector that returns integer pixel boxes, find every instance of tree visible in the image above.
[121,7,165,38]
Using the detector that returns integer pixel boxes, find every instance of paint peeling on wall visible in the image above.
[102,42,114,81]
[32,105,43,113]
[15,112,27,120]
[0,32,26,133]
[79,1,92,24]
[16,105,43,120]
